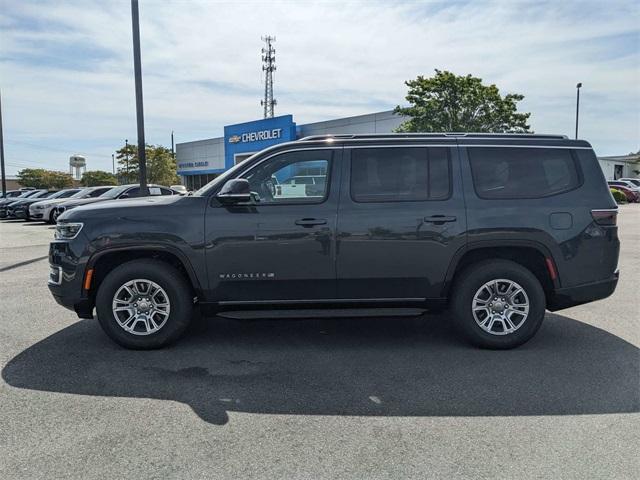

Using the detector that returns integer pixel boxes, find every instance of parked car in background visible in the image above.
[608,180,640,193]
[618,178,640,188]
[0,189,43,216]
[0,189,50,218]
[31,185,116,223]
[608,184,639,203]
[14,188,81,220]
[0,190,25,200]
[53,184,176,219]
[49,133,619,350]
[170,185,188,195]
[6,190,59,219]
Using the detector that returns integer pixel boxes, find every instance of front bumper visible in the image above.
[13,208,28,219]
[548,272,619,311]
[48,240,94,319]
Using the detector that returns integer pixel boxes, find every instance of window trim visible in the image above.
[349,146,453,204]
[467,147,584,200]
[239,149,335,207]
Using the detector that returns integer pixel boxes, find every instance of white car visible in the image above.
[608,180,640,193]
[619,178,640,188]
[275,175,326,198]
[30,185,115,223]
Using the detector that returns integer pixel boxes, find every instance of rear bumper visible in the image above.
[548,272,619,311]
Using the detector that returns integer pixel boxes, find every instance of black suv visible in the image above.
[49,133,619,350]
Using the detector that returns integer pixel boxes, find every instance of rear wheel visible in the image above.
[451,259,546,349]
[95,260,193,349]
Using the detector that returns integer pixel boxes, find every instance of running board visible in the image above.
[216,307,427,320]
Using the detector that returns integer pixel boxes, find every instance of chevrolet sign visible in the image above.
[229,128,283,144]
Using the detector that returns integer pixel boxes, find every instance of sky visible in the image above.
[1,0,639,175]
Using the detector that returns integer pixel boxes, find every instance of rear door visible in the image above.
[336,142,467,300]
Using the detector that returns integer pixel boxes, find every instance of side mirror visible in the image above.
[119,193,130,199]
[216,179,252,204]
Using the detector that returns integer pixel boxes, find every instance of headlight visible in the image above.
[55,222,84,240]
[35,203,50,210]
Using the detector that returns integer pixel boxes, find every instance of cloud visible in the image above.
[1,0,638,174]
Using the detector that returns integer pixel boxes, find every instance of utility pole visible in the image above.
[0,89,6,196]
[112,153,115,174]
[131,0,148,195]
[261,36,277,118]
[575,82,582,140]
[171,131,175,158]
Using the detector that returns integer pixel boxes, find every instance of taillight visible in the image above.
[591,209,617,226]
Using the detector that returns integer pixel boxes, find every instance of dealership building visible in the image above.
[175,110,638,189]
[175,110,406,190]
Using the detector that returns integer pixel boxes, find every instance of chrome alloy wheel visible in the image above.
[112,279,170,335]
[472,279,530,336]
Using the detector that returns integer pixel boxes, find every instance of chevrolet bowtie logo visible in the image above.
[229,135,241,144]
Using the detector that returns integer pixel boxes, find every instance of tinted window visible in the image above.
[88,188,111,197]
[469,147,580,199]
[124,187,140,197]
[244,150,332,204]
[350,147,450,202]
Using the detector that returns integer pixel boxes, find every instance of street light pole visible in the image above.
[0,89,6,196]
[112,154,115,175]
[575,82,582,140]
[125,138,129,183]
[131,0,148,195]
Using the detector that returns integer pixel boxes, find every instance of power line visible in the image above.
[5,139,113,159]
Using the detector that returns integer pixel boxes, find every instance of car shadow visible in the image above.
[3,313,639,425]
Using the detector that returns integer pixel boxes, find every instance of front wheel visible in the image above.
[95,260,193,349]
[451,259,546,349]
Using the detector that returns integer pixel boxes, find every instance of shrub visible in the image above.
[610,188,627,204]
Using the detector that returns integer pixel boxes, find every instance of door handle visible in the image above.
[424,215,457,224]
[295,218,327,227]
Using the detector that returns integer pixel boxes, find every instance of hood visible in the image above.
[16,197,51,206]
[30,197,74,208]
[60,194,185,221]
[58,197,112,209]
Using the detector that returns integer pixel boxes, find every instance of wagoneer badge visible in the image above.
[219,272,275,280]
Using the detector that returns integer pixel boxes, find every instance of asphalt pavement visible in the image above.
[0,208,638,479]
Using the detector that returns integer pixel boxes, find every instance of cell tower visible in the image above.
[261,36,277,119]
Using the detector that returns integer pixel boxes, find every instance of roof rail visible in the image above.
[298,133,568,141]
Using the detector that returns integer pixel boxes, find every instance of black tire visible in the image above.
[95,259,193,349]
[451,259,546,349]
[47,210,56,224]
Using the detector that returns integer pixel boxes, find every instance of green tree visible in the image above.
[394,70,532,133]
[81,170,117,187]
[115,143,179,186]
[17,168,74,189]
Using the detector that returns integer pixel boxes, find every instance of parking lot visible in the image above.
[0,207,638,479]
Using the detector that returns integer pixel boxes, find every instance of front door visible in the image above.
[204,148,341,303]
[336,144,466,300]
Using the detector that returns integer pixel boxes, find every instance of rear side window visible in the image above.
[351,147,451,202]
[468,147,580,199]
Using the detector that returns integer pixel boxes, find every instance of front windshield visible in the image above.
[21,190,42,198]
[193,160,253,196]
[47,189,76,200]
[99,185,130,199]
[69,188,92,199]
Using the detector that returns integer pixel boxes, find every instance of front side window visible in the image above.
[350,147,451,203]
[243,150,332,204]
[468,147,580,199]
